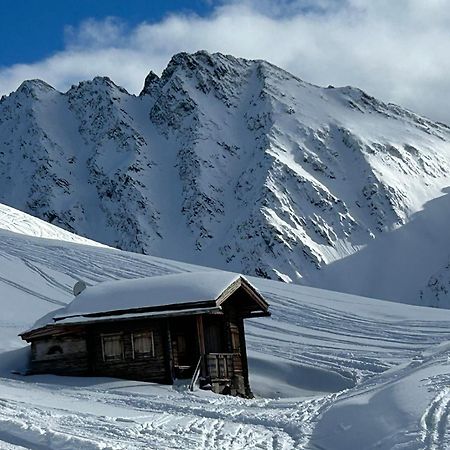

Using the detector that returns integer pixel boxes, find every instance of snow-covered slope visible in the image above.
[1,51,450,304]
[0,202,106,247]
[1,222,450,448]
[309,188,450,307]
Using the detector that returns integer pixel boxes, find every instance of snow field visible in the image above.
[0,218,450,448]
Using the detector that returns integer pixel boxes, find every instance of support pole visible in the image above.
[165,319,174,383]
[196,315,206,377]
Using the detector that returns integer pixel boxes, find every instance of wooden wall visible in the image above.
[30,334,89,375]
[29,318,170,383]
[88,318,169,383]
[27,296,255,398]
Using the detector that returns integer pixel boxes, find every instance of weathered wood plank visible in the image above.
[90,319,168,382]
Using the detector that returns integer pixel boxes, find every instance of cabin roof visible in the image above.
[57,271,241,319]
[21,271,269,338]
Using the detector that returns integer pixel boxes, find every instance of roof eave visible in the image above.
[56,305,222,326]
[53,299,218,322]
[20,305,223,340]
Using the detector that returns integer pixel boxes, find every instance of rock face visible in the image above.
[1,50,450,291]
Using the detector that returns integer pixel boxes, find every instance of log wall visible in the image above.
[30,334,89,375]
[89,319,169,383]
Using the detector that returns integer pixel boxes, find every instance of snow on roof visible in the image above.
[55,271,243,320]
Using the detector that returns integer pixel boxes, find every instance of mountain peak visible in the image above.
[68,76,129,96]
[140,70,160,96]
[16,79,56,97]
[161,51,247,81]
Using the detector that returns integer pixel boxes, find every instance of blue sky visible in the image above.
[1,0,211,66]
[0,0,449,124]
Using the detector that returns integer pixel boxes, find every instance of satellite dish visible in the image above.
[73,280,87,296]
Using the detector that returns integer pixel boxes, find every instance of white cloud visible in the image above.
[1,0,450,124]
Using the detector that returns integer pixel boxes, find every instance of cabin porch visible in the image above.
[167,313,251,397]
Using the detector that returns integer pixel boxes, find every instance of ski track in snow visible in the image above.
[420,389,450,450]
[1,224,450,448]
[0,382,312,449]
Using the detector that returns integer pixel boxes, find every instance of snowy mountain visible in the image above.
[1,51,450,304]
[1,218,450,448]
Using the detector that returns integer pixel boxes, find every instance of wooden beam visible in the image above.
[238,317,253,398]
[165,319,174,383]
[196,315,206,377]
[54,300,218,322]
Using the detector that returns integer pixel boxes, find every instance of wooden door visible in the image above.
[173,332,189,366]
[205,318,224,353]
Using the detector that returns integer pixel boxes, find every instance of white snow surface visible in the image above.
[54,271,241,320]
[0,203,105,247]
[1,211,450,448]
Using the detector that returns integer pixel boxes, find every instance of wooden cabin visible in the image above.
[20,272,270,397]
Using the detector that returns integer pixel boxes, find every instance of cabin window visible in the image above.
[132,332,155,358]
[101,334,124,361]
[47,345,63,355]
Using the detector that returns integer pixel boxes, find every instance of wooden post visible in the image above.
[238,317,253,398]
[86,330,95,375]
[165,319,174,384]
[196,315,206,377]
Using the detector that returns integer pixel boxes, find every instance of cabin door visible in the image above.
[170,317,198,379]
[204,317,224,353]
[174,332,190,366]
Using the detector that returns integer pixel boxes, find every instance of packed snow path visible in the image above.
[1,225,450,448]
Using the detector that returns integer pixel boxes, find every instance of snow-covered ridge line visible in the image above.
[1,50,450,305]
[0,203,106,247]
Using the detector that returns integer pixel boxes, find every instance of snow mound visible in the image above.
[248,352,356,398]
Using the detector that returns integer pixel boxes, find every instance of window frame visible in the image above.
[101,333,124,362]
[47,345,64,356]
[131,331,155,359]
